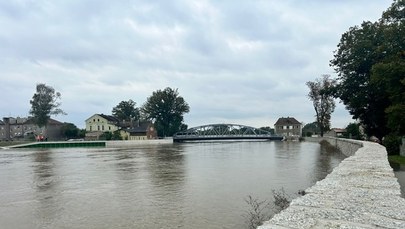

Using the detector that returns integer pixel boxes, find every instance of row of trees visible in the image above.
[29,84,190,138]
[331,0,404,142]
[110,87,190,137]
[306,0,404,154]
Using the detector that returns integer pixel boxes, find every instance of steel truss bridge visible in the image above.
[173,124,283,142]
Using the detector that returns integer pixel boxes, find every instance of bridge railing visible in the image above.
[173,124,284,142]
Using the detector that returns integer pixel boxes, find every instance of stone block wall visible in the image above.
[322,137,363,157]
[259,139,405,229]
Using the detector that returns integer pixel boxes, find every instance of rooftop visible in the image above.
[274,117,301,125]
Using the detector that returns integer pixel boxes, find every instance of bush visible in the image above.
[305,131,313,137]
[383,134,401,155]
[272,188,291,212]
[243,195,271,229]
[243,188,292,229]
[99,132,112,140]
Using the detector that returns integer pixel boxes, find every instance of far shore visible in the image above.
[0,138,174,149]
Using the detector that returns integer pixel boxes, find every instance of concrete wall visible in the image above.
[105,139,172,148]
[322,137,363,157]
[259,138,405,229]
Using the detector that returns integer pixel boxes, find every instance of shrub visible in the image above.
[383,134,401,155]
[243,188,292,229]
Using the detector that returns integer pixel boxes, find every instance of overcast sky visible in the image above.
[0,0,392,129]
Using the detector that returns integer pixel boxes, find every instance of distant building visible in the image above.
[85,114,121,140]
[325,128,347,138]
[85,114,120,132]
[0,117,64,141]
[120,121,157,140]
[274,117,302,137]
[85,114,157,141]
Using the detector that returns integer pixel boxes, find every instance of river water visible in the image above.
[0,141,345,229]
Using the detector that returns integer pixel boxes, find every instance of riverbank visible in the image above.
[1,139,173,149]
[259,139,405,228]
[105,139,173,147]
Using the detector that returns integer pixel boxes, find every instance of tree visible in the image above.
[259,126,275,135]
[344,123,363,140]
[306,75,335,137]
[302,122,320,137]
[371,53,405,135]
[306,75,336,137]
[112,99,140,123]
[29,83,65,128]
[330,0,404,140]
[141,87,190,137]
[61,123,79,139]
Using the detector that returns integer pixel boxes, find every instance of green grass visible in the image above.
[388,155,405,165]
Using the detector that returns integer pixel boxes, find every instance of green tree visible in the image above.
[302,122,320,137]
[344,123,363,140]
[78,129,86,138]
[99,130,122,140]
[112,99,140,122]
[99,131,112,140]
[112,130,122,140]
[371,54,405,135]
[330,0,404,140]
[306,75,336,137]
[61,123,79,139]
[29,83,65,128]
[141,87,190,137]
[259,126,275,134]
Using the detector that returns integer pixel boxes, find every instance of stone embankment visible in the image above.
[259,138,405,229]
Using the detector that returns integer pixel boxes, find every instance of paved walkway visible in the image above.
[259,141,405,229]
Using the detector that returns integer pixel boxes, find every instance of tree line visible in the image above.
[29,84,190,139]
[306,0,404,154]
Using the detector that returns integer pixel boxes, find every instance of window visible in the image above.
[109,126,111,130]
[102,125,104,131]
[90,126,92,131]
[97,126,100,131]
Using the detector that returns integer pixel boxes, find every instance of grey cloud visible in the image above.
[0,0,389,129]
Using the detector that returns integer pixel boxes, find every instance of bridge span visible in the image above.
[173,124,283,142]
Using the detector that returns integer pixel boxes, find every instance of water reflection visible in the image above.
[144,144,186,188]
[310,141,346,184]
[143,144,187,227]
[274,141,301,159]
[32,150,57,192]
[31,150,61,227]
[113,149,140,179]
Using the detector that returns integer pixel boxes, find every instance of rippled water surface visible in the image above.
[0,141,345,229]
